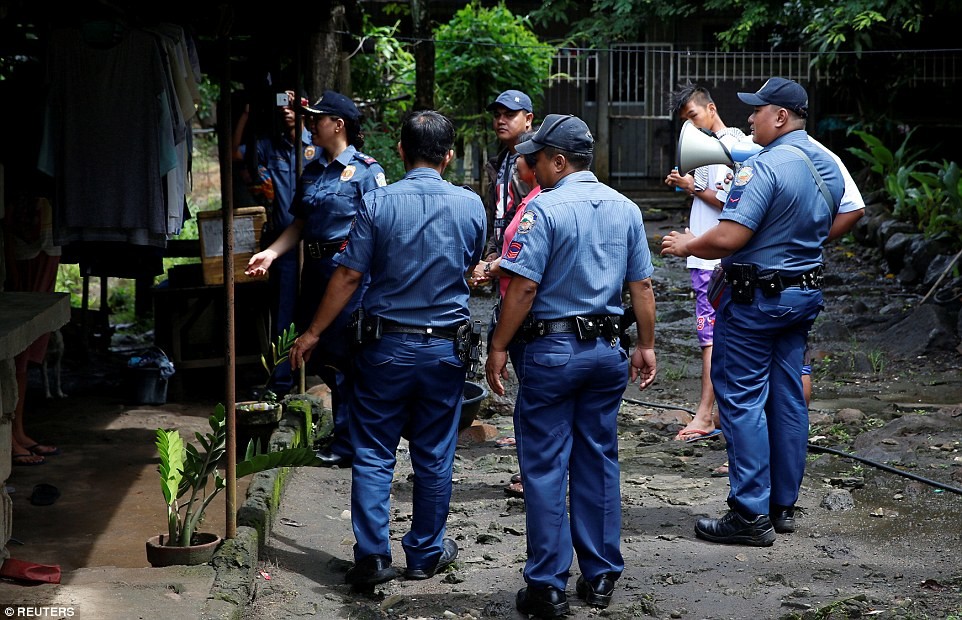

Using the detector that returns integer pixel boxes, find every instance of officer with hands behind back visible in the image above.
[288,110,486,588]
[661,77,844,546]
[486,114,657,618]
[246,90,387,468]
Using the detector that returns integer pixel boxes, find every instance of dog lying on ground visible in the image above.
[42,329,66,399]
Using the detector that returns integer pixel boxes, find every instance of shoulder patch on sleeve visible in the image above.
[733,166,754,187]
[375,172,387,187]
[517,210,536,234]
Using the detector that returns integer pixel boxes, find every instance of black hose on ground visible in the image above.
[806,443,962,496]
[622,397,962,496]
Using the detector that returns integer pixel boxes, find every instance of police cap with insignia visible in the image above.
[515,114,594,156]
[303,90,361,122]
[737,77,808,118]
[486,89,533,113]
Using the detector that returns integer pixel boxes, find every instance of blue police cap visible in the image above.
[737,77,809,118]
[515,114,594,156]
[303,90,360,122]
[487,89,533,113]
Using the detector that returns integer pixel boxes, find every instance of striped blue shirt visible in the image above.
[720,130,843,275]
[499,170,653,318]
[336,167,486,327]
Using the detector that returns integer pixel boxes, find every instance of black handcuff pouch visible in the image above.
[728,263,757,304]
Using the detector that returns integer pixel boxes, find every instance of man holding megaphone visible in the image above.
[661,77,845,547]
[664,85,746,445]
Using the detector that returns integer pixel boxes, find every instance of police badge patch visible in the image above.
[734,166,754,186]
[517,210,536,234]
[341,165,356,181]
[304,145,316,159]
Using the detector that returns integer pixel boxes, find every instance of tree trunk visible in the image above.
[308,1,346,96]
[411,0,435,110]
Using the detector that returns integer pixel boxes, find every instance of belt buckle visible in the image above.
[307,243,321,259]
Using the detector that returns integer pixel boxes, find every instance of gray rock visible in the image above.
[821,489,855,511]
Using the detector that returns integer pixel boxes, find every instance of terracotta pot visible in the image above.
[145,532,222,567]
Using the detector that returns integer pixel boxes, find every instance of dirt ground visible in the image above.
[241,206,962,620]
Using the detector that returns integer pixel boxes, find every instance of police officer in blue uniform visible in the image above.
[486,114,657,618]
[246,90,386,467]
[233,89,320,396]
[288,110,486,588]
[661,77,844,546]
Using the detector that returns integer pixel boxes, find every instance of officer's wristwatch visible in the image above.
[484,262,492,275]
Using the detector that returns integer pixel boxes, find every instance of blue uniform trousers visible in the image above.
[513,334,628,591]
[711,287,823,516]
[297,257,368,458]
[265,250,298,395]
[349,333,466,570]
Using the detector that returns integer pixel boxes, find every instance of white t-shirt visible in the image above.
[688,127,746,270]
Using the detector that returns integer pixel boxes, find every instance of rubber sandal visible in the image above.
[12,453,45,467]
[26,443,61,457]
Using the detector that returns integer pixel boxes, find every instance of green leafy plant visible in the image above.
[155,403,320,547]
[255,323,298,404]
[435,1,555,152]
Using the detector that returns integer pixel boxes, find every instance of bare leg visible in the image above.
[675,345,718,440]
[11,360,58,457]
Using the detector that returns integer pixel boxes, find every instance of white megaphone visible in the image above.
[676,120,761,174]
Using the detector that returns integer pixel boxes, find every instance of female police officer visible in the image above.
[246,90,386,467]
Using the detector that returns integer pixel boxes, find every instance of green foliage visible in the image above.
[849,129,962,244]
[258,323,299,403]
[155,403,321,546]
[350,16,414,184]
[435,1,555,148]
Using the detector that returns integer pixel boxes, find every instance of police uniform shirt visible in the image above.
[719,129,844,275]
[498,170,653,318]
[292,145,387,242]
[255,127,320,232]
[335,167,486,327]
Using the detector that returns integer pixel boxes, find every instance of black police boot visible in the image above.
[516,584,569,618]
[345,554,397,585]
[694,510,776,546]
[576,573,616,608]
[771,505,797,533]
[405,538,459,580]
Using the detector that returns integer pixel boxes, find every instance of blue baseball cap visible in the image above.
[303,90,360,122]
[487,89,533,113]
[737,77,808,118]
[514,114,594,156]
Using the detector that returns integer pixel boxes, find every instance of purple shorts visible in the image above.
[691,269,716,347]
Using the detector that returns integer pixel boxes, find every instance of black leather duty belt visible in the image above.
[305,239,346,259]
[529,315,620,341]
[381,321,461,341]
[755,266,823,296]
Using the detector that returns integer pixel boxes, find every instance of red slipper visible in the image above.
[0,558,61,584]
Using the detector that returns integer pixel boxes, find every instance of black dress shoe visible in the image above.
[315,448,352,468]
[771,505,796,533]
[695,510,776,547]
[345,554,397,585]
[516,584,569,618]
[405,537,458,579]
[575,573,616,608]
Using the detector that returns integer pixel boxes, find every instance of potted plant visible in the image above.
[148,402,319,567]
[236,323,299,451]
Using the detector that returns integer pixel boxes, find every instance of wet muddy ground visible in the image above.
[243,205,962,620]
